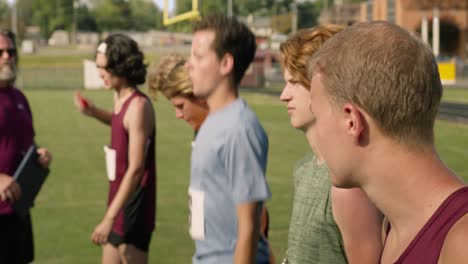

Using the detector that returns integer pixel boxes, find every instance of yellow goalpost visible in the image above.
[163,0,200,26]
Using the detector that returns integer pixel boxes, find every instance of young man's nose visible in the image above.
[280,86,291,102]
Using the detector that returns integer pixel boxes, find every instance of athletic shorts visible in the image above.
[107,186,154,252]
[108,230,152,252]
[0,212,34,264]
[256,236,271,264]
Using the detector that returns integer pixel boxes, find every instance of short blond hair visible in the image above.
[147,54,192,100]
[309,21,442,146]
[280,24,344,88]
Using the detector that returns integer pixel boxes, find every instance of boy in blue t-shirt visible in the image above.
[186,15,271,264]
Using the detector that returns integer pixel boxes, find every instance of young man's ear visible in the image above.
[219,53,234,77]
[343,103,367,145]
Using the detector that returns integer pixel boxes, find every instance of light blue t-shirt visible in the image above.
[190,98,271,264]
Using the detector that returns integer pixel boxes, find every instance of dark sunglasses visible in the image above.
[0,48,16,57]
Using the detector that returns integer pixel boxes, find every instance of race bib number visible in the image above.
[188,187,205,240]
[104,145,116,181]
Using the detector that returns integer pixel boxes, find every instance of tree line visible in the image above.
[0,0,364,40]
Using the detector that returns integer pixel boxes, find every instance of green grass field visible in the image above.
[23,88,468,263]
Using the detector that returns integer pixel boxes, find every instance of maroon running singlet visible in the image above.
[387,187,468,264]
[108,90,156,249]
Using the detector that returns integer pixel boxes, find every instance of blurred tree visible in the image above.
[129,0,163,31]
[297,2,320,29]
[94,0,162,31]
[0,1,10,30]
[77,4,98,32]
[17,0,34,29]
[32,0,71,38]
[94,0,130,30]
[4,0,163,40]
[0,0,34,40]
[233,0,258,16]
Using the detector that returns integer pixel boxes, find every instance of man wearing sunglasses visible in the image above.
[0,30,52,263]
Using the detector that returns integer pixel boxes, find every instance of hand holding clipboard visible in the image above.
[0,175,21,203]
[13,144,51,217]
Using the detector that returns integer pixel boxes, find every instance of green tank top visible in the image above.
[285,153,347,264]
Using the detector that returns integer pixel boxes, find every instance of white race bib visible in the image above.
[104,145,116,181]
[188,187,205,240]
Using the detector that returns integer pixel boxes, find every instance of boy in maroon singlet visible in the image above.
[307,21,468,263]
[74,34,156,264]
[0,30,52,263]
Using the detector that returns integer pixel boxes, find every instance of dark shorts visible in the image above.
[108,230,152,252]
[0,212,34,264]
[256,236,271,264]
[108,185,154,252]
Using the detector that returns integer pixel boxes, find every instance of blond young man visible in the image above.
[147,54,209,133]
[279,25,383,264]
[186,15,271,264]
[308,21,468,263]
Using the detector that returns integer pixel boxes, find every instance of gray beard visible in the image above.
[0,62,16,83]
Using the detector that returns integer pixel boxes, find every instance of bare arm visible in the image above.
[91,97,154,245]
[439,214,468,264]
[234,201,262,264]
[73,92,112,126]
[331,186,383,264]
[260,206,275,264]
[88,104,113,125]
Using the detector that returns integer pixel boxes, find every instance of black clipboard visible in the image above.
[12,144,49,217]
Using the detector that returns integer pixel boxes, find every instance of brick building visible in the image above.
[321,0,468,58]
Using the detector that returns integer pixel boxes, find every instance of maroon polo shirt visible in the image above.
[0,87,34,214]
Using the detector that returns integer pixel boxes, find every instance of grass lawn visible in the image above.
[442,87,468,104]
[24,88,468,263]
